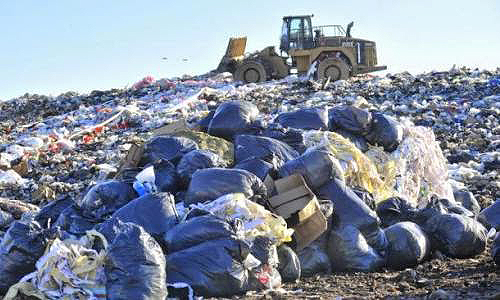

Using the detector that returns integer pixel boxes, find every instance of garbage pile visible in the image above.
[0,66,498,298]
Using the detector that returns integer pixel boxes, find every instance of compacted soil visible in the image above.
[239,250,499,299]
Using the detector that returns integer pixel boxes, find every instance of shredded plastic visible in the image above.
[303,131,395,203]
[4,230,108,300]
[390,120,455,206]
[190,193,294,245]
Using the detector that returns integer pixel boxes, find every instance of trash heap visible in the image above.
[0,67,498,298]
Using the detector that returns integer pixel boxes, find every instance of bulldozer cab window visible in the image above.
[280,16,314,53]
[280,21,289,52]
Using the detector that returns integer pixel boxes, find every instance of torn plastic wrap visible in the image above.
[190,193,294,245]
[304,131,395,203]
[389,121,455,206]
[4,230,107,300]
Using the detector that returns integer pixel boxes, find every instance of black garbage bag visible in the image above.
[184,207,211,219]
[177,149,221,187]
[439,198,475,217]
[34,197,73,228]
[174,191,186,204]
[54,204,99,236]
[77,180,137,220]
[111,192,178,241]
[279,147,343,192]
[208,101,260,140]
[376,197,417,228]
[95,218,135,247]
[251,236,279,267]
[423,213,487,258]
[384,222,430,270]
[493,233,500,266]
[478,200,500,230]
[141,136,198,166]
[297,236,331,277]
[261,123,306,154]
[327,225,385,272]
[365,112,403,152]
[105,222,168,300]
[353,188,376,211]
[318,178,388,253]
[154,159,179,193]
[453,189,480,216]
[235,158,275,181]
[163,214,240,253]
[166,238,252,298]
[277,245,301,282]
[333,128,369,152]
[413,197,474,226]
[274,108,328,130]
[115,167,142,184]
[234,135,299,169]
[0,221,54,293]
[185,168,267,206]
[328,105,372,135]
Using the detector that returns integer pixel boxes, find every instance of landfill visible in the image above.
[0,66,499,299]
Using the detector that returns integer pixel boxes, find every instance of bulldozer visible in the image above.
[216,15,386,83]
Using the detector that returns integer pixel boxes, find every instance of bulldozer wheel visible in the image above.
[316,58,349,81]
[235,61,267,83]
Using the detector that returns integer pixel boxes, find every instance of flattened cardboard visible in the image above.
[293,205,328,251]
[115,143,144,178]
[268,174,328,250]
[152,119,189,136]
[269,174,315,219]
[274,173,305,193]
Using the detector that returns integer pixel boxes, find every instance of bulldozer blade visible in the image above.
[224,36,247,58]
[216,37,247,73]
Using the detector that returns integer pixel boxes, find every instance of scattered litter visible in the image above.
[0,66,498,298]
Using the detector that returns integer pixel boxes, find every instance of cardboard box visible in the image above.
[114,143,144,178]
[292,201,327,251]
[152,119,189,136]
[268,174,328,250]
[269,174,316,220]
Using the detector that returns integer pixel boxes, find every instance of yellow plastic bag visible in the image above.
[304,131,395,202]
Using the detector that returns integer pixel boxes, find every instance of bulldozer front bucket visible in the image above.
[216,37,247,73]
[225,36,247,58]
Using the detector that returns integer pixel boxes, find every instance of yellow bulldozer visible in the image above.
[217,15,386,83]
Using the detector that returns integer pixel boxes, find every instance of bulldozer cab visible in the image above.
[280,15,314,54]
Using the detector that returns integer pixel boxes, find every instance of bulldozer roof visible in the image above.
[282,15,314,20]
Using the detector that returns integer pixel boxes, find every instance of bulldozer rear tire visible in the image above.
[234,61,267,83]
[316,58,349,81]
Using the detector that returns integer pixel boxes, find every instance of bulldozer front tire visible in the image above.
[316,58,349,81]
[234,61,267,83]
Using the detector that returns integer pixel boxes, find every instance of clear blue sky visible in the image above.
[1,0,499,100]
